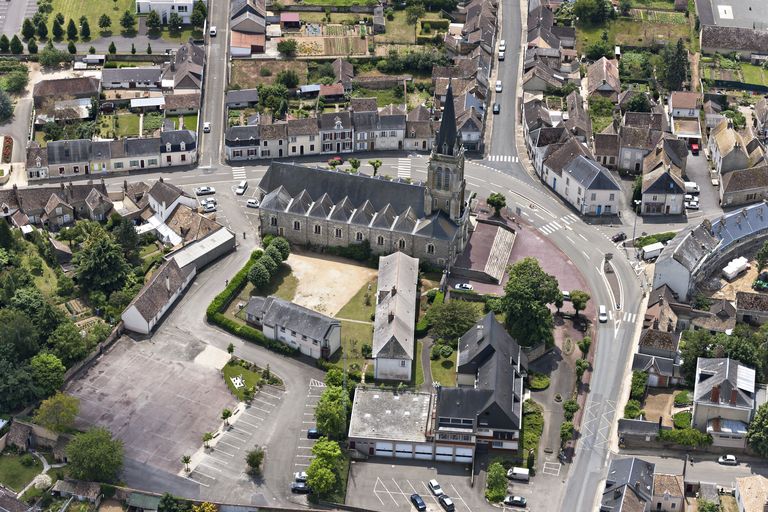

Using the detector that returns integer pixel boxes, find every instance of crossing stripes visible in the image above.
[487,155,519,163]
[232,167,246,179]
[396,158,411,178]
[538,214,579,235]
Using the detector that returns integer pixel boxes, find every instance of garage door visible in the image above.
[455,447,473,463]
[375,442,393,457]
[415,444,433,460]
[395,443,414,458]
[647,373,660,387]
[435,445,453,462]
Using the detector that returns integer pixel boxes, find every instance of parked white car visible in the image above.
[499,39,506,52]
[195,186,216,196]
[454,283,473,291]
[718,454,738,466]
[495,80,503,92]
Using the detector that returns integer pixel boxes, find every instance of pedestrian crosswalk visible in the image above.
[232,167,246,179]
[487,155,520,163]
[608,311,638,323]
[396,158,411,178]
[538,214,579,235]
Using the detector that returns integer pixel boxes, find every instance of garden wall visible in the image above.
[63,321,125,385]
[276,4,377,13]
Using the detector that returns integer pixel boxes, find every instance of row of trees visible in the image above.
[22,15,91,42]
[247,236,291,289]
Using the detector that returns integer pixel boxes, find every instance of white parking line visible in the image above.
[449,483,472,512]
[259,390,281,399]
[218,440,242,450]
[302,421,315,424]
[212,448,235,457]
[303,412,315,416]
[238,419,261,428]
[194,469,217,480]
[295,462,310,467]
[205,455,231,465]
[198,462,222,472]
[249,405,272,413]
[296,455,314,458]
[297,445,315,450]
[184,476,209,487]
[224,429,248,440]
[230,427,254,436]
[243,412,265,421]
[251,397,275,406]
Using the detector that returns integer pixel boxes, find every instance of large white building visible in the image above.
[135,0,205,24]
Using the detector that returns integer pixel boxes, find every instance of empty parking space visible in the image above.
[293,381,325,469]
[373,477,472,511]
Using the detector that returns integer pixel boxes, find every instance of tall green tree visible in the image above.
[146,10,162,32]
[49,321,90,367]
[0,358,36,412]
[22,18,36,40]
[30,353,66,398]
[98,14,112,31]
[486,193,506,216]
[570,290,591,317]
[66,427,124,482]
[34,392,80,432]
[276,39,297,56]
[426,300,481,344]
[248,261,270,289]
[74,228,129,294]
[749,403,768,457]
[503,257,560,347]
[626,93,651,113]
[67,40,76,54]
[27,38,38,54]
[757,240,768,270]
[168,12,182,30]
[0,35,9,53]
[0,308,40,361]
[306,457,336,496]
[9,35,23,54]
[120,10,135,32]
[270,237,290,260]
[80,19,90,39]
[190,5,206,29]
[315,386,350,440]
[368,159,382,176]
[67,18,78,40]
[52,18,64,39]
[485,462,507,502]
[659,39,688,91]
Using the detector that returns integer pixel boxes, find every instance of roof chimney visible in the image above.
[711,384,720,403]
[159,177,164,183]
[658,296,664,306]
[653,318,660,329]
[391,286,397,296]
[731,388,738,405]
[166,275,171,293]
[476,324,484,344]
[388,311,394,323]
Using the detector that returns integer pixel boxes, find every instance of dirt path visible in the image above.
[691,52,700,92]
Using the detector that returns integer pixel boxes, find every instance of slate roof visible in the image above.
[533,126,569,148]
[632,353,681,379]
[563,155,620,191]
[26,141,47,169]
[353,111,378,131]
[0,487,29,512]
[47,139,92,164]
[250,295,339,341]
[523,98,553,131]
[378,104,407,130]
[102,67,162,84]
[408,105,432,122]
[332,58,354,86]
[125,137,161,157]
[287,117,319,136]
[642,166,685,194]
[587,57,620,96]
[51,480,102,501]
[148,179,188,206]
[655,222,719,273]
[625,112,664,131]
[601,457,655,512]
[694,357,755,409]
[32,77,99,105]
[593,133,619,156]
[226,124,260,145]
[701,25,768,54]
[620,126,662,151]
[543,137,592,176]
[225,88,260,105]
[563,91,592,138]
[258,122,287,140]
[161,130,197,151]
[349,97,378,112]
[722,164,768,194]
[126,258,194,322]
[435,82,459,155]
[319,111,351,130]
[373,252,418,361]
[669,91,700,110]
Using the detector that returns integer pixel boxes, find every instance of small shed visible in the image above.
[82,54,106,65]
[52,480,102,505]
[280,12,300,29]
[373,6,385,34]
[130,97,165,112]
[127,492,162,512]
[266,25,282,38]
[299,84,321,97]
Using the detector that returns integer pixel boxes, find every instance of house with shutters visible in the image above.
[587,57,621,103]
[287,117,320,157]
[373,252,418,381]
[319,111,354,154]
[692,357,757,448]
[632,328,682,388]
[641,165,685,216]
[161,130,197,166]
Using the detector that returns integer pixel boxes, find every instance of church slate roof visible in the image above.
[435,82,459,155]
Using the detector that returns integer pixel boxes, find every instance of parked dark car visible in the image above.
[410,494,426,511]
[611,232,627,243]
[438,495,455,511]
[493,103,501,114]
[291,482,311,494]
[503,495,528,507]
[307,427,322,439]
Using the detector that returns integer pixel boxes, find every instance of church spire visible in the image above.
[435,80,458,156]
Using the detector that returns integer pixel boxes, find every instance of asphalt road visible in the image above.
[632,452,768,489]
[198,0,230,169]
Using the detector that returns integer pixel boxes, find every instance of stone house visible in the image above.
[319,112,354,154]
[641,166,685,216]
[721,165,768,207]
[287,117,320,157]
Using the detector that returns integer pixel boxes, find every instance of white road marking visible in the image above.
[198,462,222,472]
[237,419,261,428]
[184,476,209,487]
[579,233,588,241]
[218,440,242,450]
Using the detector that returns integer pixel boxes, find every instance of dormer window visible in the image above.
[166,143,172,152]
[180,142,186,151]
[334,117,343,130]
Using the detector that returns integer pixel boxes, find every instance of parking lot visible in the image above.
[346,458,491,512]
[186,386,284,494]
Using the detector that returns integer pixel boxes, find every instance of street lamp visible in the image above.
[630,199,641,258]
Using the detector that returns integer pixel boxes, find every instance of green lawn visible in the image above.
[522,399,544,462]
[375,11,415,44]
[335,278,376,322]
[300,12,362,24]
[159,26,204,43]
[181,114,198,131]
[630,0,675,8]
[0,452,43,492]
[337,320,373,373]
[99,114,141,138]
[222,360,262,400]
[140,243,160,259]
[576,18,690,53]
[22,241,58,297]
[302,0,375,6]
[48,0,133,40]
[430,349,457,386]
[741,63,766,86]
[591,116,613,134]
[413,340,424,386]
[350,87,403,108]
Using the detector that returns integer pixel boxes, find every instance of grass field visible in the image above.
[0,452,43,492]
[375,11,414,44]
[335,278,376,322]
[336,320,373,373]
[49,0,133,39]
[22,242,59,297]
[231,60,309,89]
[741,63,767,86]
[522,399,544,462]
[160,26,204,43]
[576,18,690,53]
[630,0,676,8]
[413,340,424,386]
[300,12,362,24]
[222,361,262,400]
[302,0,376,6]
[430,349,457,386]
[98,113,141,138]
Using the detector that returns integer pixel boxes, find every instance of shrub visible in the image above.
[20,453,36,467]
[674,390,691,406]
[563,399,580,421]
[630,371,647,401]
[624,399,643,419]
[361,344,372,358]
[430,344,441,360]
[673,411,692,429]
[440,345,453,358]
[659,428,712,447]
[635,232,676,248]
[529,372,551,391]
[484,462,507,502]
[426,289,438,303]
[259,67,272,76]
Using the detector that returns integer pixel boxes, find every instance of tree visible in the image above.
[22,18,36,40]
[563,399,580,421]
[486,193,506,217]
[49,321,89,367]
[81,19,90,39]
[315,386,349,440]
[0,308,40,362]
[659,39,688,91]
[485,462,507,502]
[181,455,191,471]
[52,18,63,40]
[578,336,592,358]
[158,494,186,512]
[586,38,612,60]
[55,13,64,25]
[270,237,291,260]
[626,93,651,113]
[30,353,66,398]
[67,19,78,40]
[191,7,206,30]
[168,12,182,31]
[191,503,216,512]
[306,457,336,496]
[0,35,9,53]
[37,21,48,40]
[573,0,609,23]
[221,408,232,425]
[66,427,124,482]
[227,343,234,356]
[348,158,360,171]
[757,240,768,270]
[27,38,38,54]
[368,159,382,176]
[575,358,589,382]
[277,39,297,56]
[74,228,128,294]
[245,447,264,476]
[108,41,116,54]
[0,358,36,412]
[265,244,283,267]
[405,4,425,24]
[554,292,564,314]
[131,42,135,54]
[203,432,213,448]
[9,35,23,54]
[146,43,152,55]
[619,0,631,15]
[146,10,162,32]
[503,257,560,347]
[697,501,720,512]
[275,69,299,89]
[312,437,342,463]
[426,300,481,344]
[560,421,574,445]
[325,367,344,387]
[34,392,79,432]
[98,14,112,31]
[248,261,270,289]
[67,41,76,54]
[570,290,591,317]
[120,10,135,32]
[193,0,208,19]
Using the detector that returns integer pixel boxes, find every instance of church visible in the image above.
[256,84,471,267]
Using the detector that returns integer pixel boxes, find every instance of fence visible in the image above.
[276,4,378,13]
[62,322,125,385]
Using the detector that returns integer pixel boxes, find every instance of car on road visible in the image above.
[410,494,427,511]
[454,283,473,291]
[598,305,608,323]
[495,80,503,92]
[498,50,505,60]
[691,142,699,155]
[438,495,455,511]
[493,103,501,114]
[685,200,700,210]
[246,198,260,208]
[684,194,698,202]
[561,290,571,301]
[503,496,528,507]
[294,471,308,482]
[499,39,506,51]
[203,122,211,133]
[718,454,738,465]
[195,186,215,196]
[290,482,311,494]
[209,26,217,36]
[611,232,627,243]
[428,479,444,496]
[307,427,322,439]
[235,180,248,195]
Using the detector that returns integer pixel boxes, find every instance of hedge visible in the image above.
[630,371,647,401]
[659,428,712,447]
[415,290,445,336]
[206,249,299,357]
[635,231,676,248]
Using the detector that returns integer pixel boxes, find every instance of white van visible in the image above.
[209,26,217,36]
[684,181,700,194]
[235,180,248,195]
[641,242,665,261]
[598,305,608,323]
[507,467,530,481]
